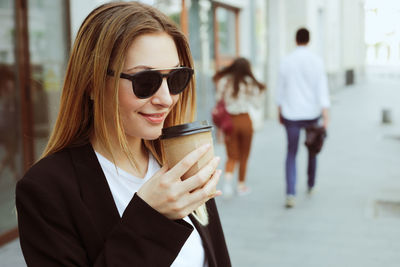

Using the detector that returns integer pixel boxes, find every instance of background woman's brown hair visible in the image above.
[213,57,266,97]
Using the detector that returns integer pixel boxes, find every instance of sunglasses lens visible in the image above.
[132,71,161,98]
[168,68,192,95]
[127,68,193,98]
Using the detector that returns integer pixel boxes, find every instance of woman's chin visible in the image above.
[143,130,163,141]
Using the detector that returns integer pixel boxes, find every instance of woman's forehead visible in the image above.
[123,32,180,71]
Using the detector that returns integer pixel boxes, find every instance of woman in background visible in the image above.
[16,2,231,266]
[213,57,266,197]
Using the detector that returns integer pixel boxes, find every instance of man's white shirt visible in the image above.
[276,46,330,120]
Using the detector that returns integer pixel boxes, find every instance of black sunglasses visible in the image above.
[107,67,194,99]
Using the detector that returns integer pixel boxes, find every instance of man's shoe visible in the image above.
[285,195,295,208]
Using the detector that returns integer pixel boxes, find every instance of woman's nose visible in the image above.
[151,78,173,106]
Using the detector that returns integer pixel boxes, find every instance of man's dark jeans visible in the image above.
[283,117,319,195]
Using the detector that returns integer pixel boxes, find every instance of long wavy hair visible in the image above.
[213,57,266,97]
[41,2,209,225]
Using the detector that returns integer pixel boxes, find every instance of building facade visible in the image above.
[0,0,70,245]
[266,0,366,116]
[0,0,366,245]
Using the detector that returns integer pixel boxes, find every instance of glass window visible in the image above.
[28,0,69,159]
[213,4,239,69]
[0,0,21,235]
[216,7,236,57]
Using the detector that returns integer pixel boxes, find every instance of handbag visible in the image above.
[212,99,233,135]
[305,125,327,155]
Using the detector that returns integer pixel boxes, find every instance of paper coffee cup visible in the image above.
[160,120,214,180]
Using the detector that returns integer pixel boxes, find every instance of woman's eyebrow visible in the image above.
[125,65,151,72]
[125,63,180,72]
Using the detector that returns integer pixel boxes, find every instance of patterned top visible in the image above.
[215,75,265,115]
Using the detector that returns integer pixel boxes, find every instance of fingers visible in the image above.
[203,169,222,198]
[182,156,220,192]
[138,144,221,221]
[202,169,222,199]
[167,144,211,180]
[279,114,284,124]
[177,157,223,216]
[152,164,168,178]
[182,169,223,213]
[136,165,168,201]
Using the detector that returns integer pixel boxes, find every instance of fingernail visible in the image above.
[215,190,222,197]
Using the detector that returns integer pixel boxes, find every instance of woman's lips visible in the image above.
[139,112,166,124]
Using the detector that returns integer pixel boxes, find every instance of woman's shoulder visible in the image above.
[216,75,231,88]
[243,76,259,87]
[239,77,257,92]
[18,146,79,190]
[15,146,90,225]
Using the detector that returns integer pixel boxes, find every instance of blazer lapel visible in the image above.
[189,213,217,267]
[68,143,121,240]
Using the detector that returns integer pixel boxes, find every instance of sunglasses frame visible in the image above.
[107,67,194,99]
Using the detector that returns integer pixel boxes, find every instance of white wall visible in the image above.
[266,0,286,118]
[341,0,365,74]
[324,0,342,73]
[285,0,307,53]
[266,0,366,117]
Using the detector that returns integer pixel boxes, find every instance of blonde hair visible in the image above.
[42,2,208,225]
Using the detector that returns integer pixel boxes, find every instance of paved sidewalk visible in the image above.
[214,73,400,266]
[1,72,400,266]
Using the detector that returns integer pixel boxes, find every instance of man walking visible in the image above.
[276,28,330,208]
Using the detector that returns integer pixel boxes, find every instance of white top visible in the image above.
[95,151,208,267]
[276,46,330,120]
[216,75,265,115]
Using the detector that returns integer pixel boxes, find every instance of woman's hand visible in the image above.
[278,106,284,125]
[322,108,329,129]
[137,144,222,220]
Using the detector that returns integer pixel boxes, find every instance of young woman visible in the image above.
[213,58,266,197]
[16,2,231,266]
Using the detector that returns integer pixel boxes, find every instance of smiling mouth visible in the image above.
[139,112,166,123]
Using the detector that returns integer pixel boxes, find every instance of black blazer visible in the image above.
[16,143,231,267]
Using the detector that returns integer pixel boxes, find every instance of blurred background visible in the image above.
[0,0,399,266]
